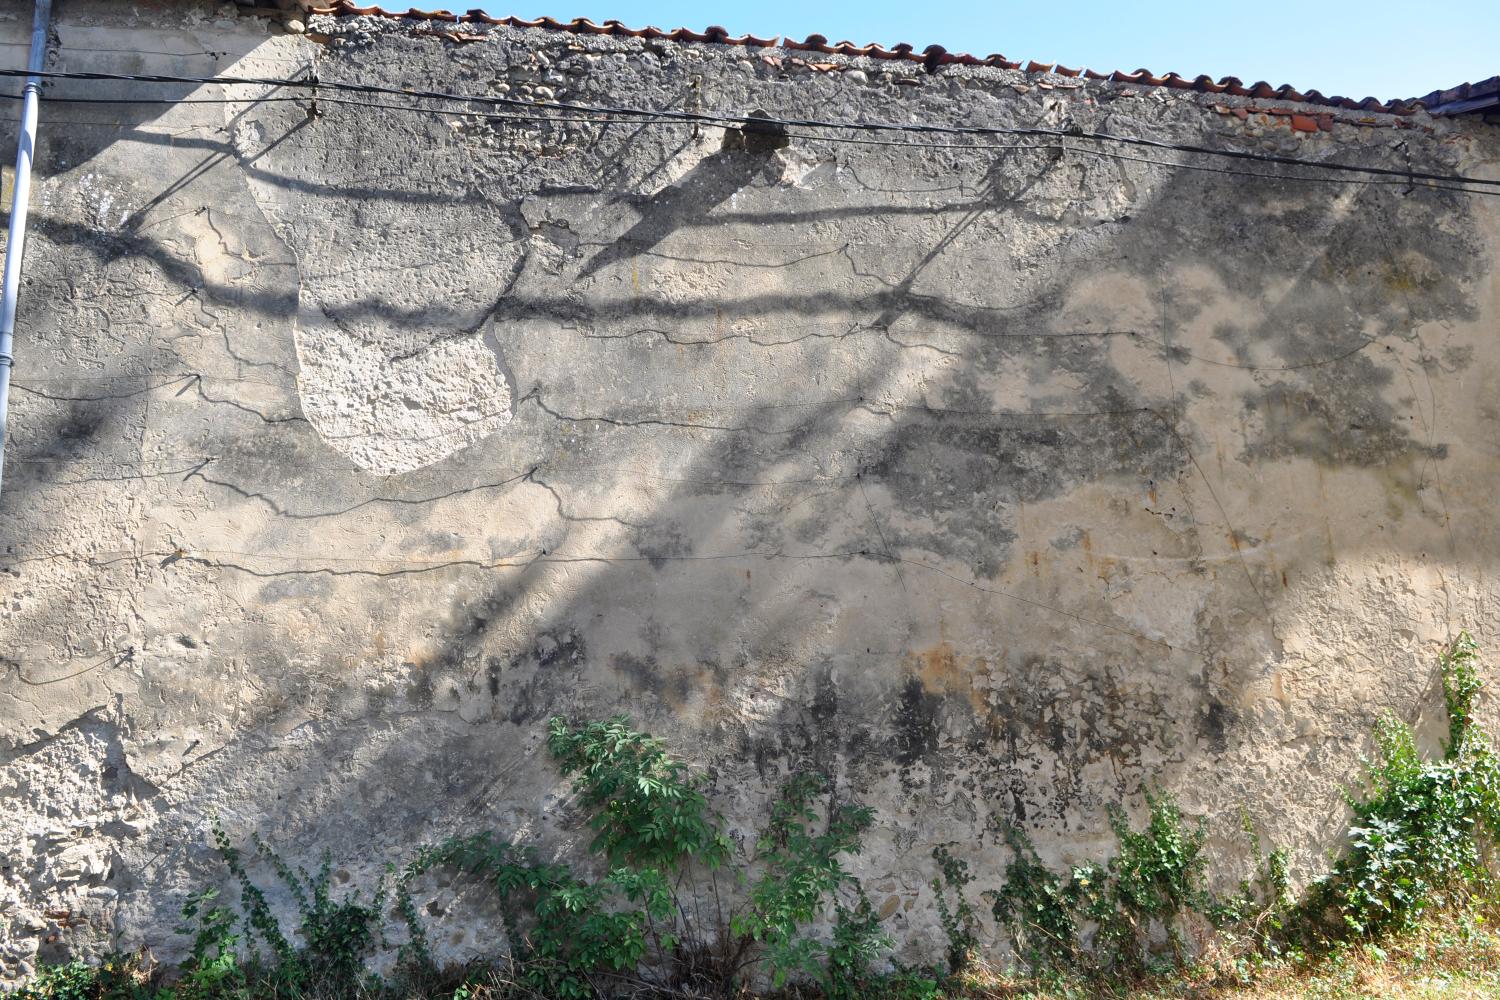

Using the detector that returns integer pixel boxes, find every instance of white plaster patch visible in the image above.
[293,316,512,476]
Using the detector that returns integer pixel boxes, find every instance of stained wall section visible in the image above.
[2,1,1499,978]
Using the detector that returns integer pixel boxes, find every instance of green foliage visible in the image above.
[1095,790,1211,965]
[545,715,730,870]
[390,861,433,973]
[1206,811,1293,962]
[986,790,1215,977]
[207,823,290,968]
[405,720,884,996]
[986,827,1078,974]
[173,889,243,999]
[404,833,667,999]
[15,962,106,1000]
[208,821,385,997]
[1311,632,1500,938]
[14,955,159,1000]
[823,887,894,999]
[18,636,1498,999]
[930,844,978,974]
[984,633,1500,987]
[733,771,881,987]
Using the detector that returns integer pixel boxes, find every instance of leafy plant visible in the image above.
[15,962,104,1000]
[545,715,729,871]
[986,789,1212,977]
[986,827,1077,974]
[208,821,385,996]
[173,889,242,998]
[984,633,1500,986]
[18,636,1498,998]
[1309,632,1500,938]
[733,771,880,987]
[404,833,667,999]
[823,885,894,999]
[1207,811,1293,961]
[407,719,883,996]
[1094,789,1211,966]
[14,955,157,1000]
[930,844,978,974]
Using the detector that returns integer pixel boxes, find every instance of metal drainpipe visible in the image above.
[0,0,52,504]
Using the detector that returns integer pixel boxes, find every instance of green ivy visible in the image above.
[986,826,1078,974]
[1308,631,1500,938]
[207,821,385,997]
[929,844,978,974]
[984,633,1500,985]
[407,720,886,996]
[18,635,1500,998]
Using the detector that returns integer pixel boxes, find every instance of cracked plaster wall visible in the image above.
[2,0,1500,980]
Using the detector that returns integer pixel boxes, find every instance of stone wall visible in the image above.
[2,0,1499,979]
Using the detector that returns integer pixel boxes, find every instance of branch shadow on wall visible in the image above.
[4,87,1492,963]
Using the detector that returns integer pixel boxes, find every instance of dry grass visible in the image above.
[940,912,1500,1000]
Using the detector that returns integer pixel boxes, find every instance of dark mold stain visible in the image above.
[1199,699,1232,754]
[1241,378,1446,468]
[630,521,695,569]
[610,651,692,708]
[865,390,1179,578]
[505,627,588,724]
[892,676,941,768]
[532,627,586,670]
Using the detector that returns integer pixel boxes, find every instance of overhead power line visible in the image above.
[2,67,1498,191]
[3,93,1490,196]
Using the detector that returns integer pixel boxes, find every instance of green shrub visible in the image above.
[208,822,385,997]
[984,632,1500,985]
[1308,632,1500,938]
[986,790,1214,977]
[409,718,884,996]
[16,634,1499,998]
[173,889,243,999]
[824,886,893,999]
[14,954,159,1000]
[403,833,666,999]
[15,962,103,1000]
[733,770,883,987]
[986,826,1078,974]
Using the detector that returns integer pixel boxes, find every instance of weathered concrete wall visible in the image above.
[3,0,1500,980]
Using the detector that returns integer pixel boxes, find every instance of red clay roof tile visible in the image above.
[301,2,1470,114]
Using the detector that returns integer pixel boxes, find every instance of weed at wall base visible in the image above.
[14,633,1500,999]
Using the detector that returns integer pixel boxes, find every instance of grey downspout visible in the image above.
[0,0,52,504]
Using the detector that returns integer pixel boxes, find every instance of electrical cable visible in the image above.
[3,91,1494,198]
[3,67,1498,190]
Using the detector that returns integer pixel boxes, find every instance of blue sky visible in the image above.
[471,0,1496,102]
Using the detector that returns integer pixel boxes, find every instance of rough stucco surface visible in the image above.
[2,0,1500,981]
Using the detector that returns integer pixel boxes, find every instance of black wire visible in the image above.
[5,88,1493,198]
[4,66,1497,189]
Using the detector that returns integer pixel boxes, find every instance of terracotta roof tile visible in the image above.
[1416,75,1500,116]
[301,2,1475,115]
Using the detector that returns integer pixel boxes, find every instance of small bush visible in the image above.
[1303,632,1500,939]
[985,789,1217,978]
[16,634,1500,999]
[407,717,885,997]
[986,827,1078,975]
[984,632,1500,986]
[14,954,158,1000]
[210,824,385,997]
